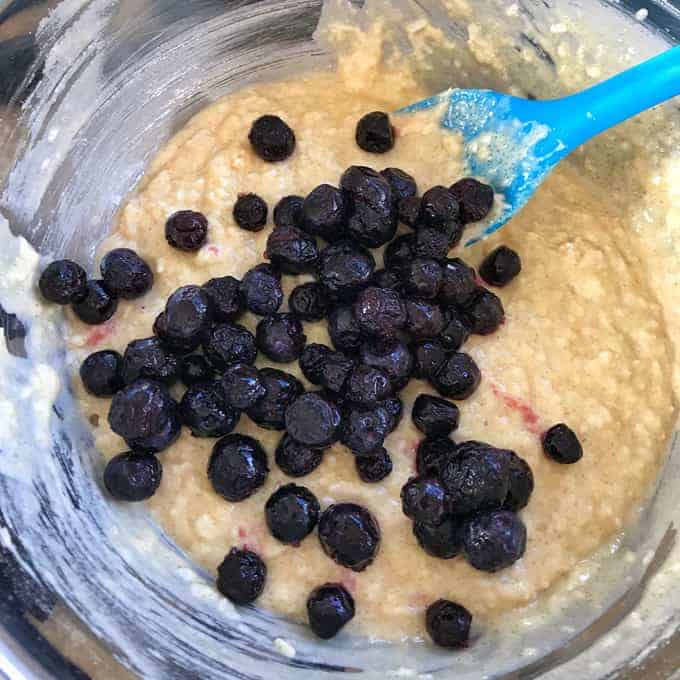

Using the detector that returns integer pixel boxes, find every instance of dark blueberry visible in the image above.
[463,510,526,572]
[122,337,180,385]
[304,345,355,394]
[504,452,534,511]
[203,323,257,369]
[381,396,403,429]
[450,178,494,223]
[216,547,266,605]
[233,193,268,232]
[100,249,153,299]
[401,476,448,525]
[108,379,181,453]
[72,280,118,325]
[256,313,306,363]
[413,227,451,261]
[344,365,392,407]
[402,258,442,299]
[359,339,413,391]
[340,166,393,212]
[440,445,510,514]
[327,305,362,353]
[341,407,393,456]
[372,268,402,291]
[419,186,460,228]
[381,167,417,202]
[355,448,393,483]
[265,483,320,545]
[479,246,522,287]
[274,195,304,229]
[246,368,303,430]
[412,394,460,437]
[208,433,269,501]
[346,201,398,248]
[439,258,478,307]
[317,240,375,300]
[203,276,244,323]
[355,111,395,153]
[285,393,342,448]
[462,288,505,335]
[155,285,214,353]
[299,343,331,384]
[39,260,87,304]
[180,355,214,387]
[440,309,471,351]
[221,363,266,410]
[180,381,239,438]
[103,452,162,502]
[307,584,355,639]
[398,196,422,228]
[412,339,448,380]
[289,282,330,321]
[405,299,445,340]
[429,352,481,400]
[275,433,324,478]
[301,184,347,242]
[414,518,464,559]
[80,350,123,397]
[426,600,472,648]
[239,264,283,316]
[165,210,208,251]
[353,287,406,339]
[416,437,458,477]
[248,114,296,162]
[266,225,319,274]
[318,503,381,572]
[542,423,583,464]
[383,233,415,272]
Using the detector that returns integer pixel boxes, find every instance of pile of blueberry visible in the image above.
[38,110,583,649]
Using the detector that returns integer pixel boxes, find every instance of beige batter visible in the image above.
[65,21,678,641]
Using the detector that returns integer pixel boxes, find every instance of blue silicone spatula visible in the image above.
[399,46,680,246]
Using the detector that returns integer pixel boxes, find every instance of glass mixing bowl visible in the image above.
[0,0,678,677]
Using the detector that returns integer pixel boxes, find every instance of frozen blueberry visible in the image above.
[208,433,269,501]
[327,305,363,353]
[347,201,398,249]
[265,483,320,545]
[100,248,153,299]
[344,365,392,407]
[108,379,181,453]
[122,337,180,385]
[355,448,393,483]
[413,518,464,560]
[401,476,448,525]
[405,299,445,340]
[299,343,331,384]
[463,510,526,572]
[256,313,306,363]
[180,355,214,387]
[203,276,244,323]
[543,423,583,464]
[462,288,505,335]
[266,225,319,274]
[381,167,417,203]
[246,367,303,430]
[341,407,393,456]
[217,547,266,605]
[450,178,494,223]
[307,584,355,639]
[203,323,257,369]
[289,282,330,321]
[402,258,443,299]
[180,381,240,438]
[275,433,324,478]
[353,287,406,339]
[412,395,460,438]
[412,339,448,380]
[429,353,481,400]
[398,196,422,229]
[301,344,355,394]
[381,396,404,428]
[221,363,266,411]
[439,258,478,307]
[503,451,534,511]
[72,280,118,325]
[440,309,471,351]
[239,264,283,316]
[426,600,472,648]
[372,268,402,291]
[419,186,460,228]
[317,240,375,300]
[356,111,394,153]
[383,233,416,272]
[274,195,304,229]
[359,339,413,391]
[165,210,208,251]
[39,260,87,304]
[249,114,295,162]
[80,350,124,397]
[301,184,347,242]
[155,285,214,353]
[416,437,458,477]
[413,227,452,261]
[233,193,268,232]
[103,452,162,502]
[285,393,342,448]
[318,503,380,571]
[340,166,393,212]
[479,246,522,287]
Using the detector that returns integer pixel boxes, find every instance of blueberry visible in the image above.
[80,350,124,396]
[180,355,214,387]
[355,111,394,153]
[274,195,304,229]
[355,447,393,483]
[265,483,320,545]
[341,407,393,455]
[440,309,470,351]
[372,268,402,291]
[359,339,413,391]
[108,379,181,453]
[203,323,257,369]
[327,305,363,353]
[405,299,445,340]
[239,264,283,316]
[401,476,448,525]
[412,395,460,437]
[221,363,266,411]
[100,248,153,300]
[381,396,404,428]
[233,193,268,232]
[412,339,448,380]
[353,287,406,339]
[256,313,306,363]
[266,225,319,274]
[425,599,472,648]
[300,344,355,393]
[72,280,118,325]
[479,246,521,287]
[429,353,481,400]
[275,433,324,478]
[542,423,583,464]
[413,518,464,559]
[39,260,87,304]
[383,233,415,272]
[416,437,458,477]
[301,184,347,242]
[289,282,330,321]
[318,503,380,572]
[413,226,452,261]
[419,186,460,228]
[122,337,180,385]
[203,276,244,323]
[248,115,295,162]
[165,210,208,251]
[381,167,417,202]
[340,166,393,212]
[439,258,478,307]
[216,547,266,605]
[307,583,355,639]
[503,451,534,511]
[402,258,443,299]
[347,201,398,249]
[299,343,331,384]
[155,285,214,353]
[463,510,526,572]
[180,381,240,438]
[208,433,269,501]
[344,365,392,407]
[450,178,494,223]
[317,240,375,300]
[103,452,162,502]
[246,367,303,431]
[462,288,505,335]
[285,392,342,448]
[398,196,422,229]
